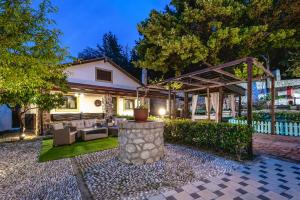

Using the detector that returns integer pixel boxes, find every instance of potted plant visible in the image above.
[134,104,148,122]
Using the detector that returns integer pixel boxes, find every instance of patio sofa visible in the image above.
[50,119,108,144]
[68,119,108,141]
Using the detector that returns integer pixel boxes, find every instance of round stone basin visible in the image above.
[118,121,165,165]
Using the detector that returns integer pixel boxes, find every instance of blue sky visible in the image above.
[49,0,170,57]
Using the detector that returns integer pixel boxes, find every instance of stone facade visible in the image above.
[104,94,113,119]
[118,121,165,165]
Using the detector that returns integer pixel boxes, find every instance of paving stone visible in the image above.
[182,184,199,193]
[236,188,248,195]
[190,192,200,199]
[280,192,293,199]
[173,191,194,200]
[166,196,176,200]
[149,194,167,200]
[197,189,218,200]
[263,191,289,200]
[240,192,260,200]
[203,182,221,192]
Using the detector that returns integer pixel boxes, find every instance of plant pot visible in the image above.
[134,108,148,122]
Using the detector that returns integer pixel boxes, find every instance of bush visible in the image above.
[115,115,134,120]
[164,119,253,160]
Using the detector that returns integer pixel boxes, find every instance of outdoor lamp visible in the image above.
[20,133,26,140]
[158,108,166,116]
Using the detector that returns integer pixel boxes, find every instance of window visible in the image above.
[124,99,134,110]
[60,95,78,109]
[95,68,112,82]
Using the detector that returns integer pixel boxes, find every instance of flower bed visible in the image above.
[164,119,253,160]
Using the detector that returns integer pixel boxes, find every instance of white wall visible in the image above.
[51,93,105,114]
[0,105,12,132]
[66,60,141,90]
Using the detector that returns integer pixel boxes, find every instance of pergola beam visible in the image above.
[189,76,223,85]
[185,76,268,92]
[213,69,243,81]
[178,81,208,88]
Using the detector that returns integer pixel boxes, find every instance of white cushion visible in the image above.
[84,119,97,128]
[70,120,85,129]
[52,123,64,130]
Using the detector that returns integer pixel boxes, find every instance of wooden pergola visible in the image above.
[138,57,276,134]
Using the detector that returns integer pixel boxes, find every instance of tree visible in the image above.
[0,0,69,134]
[78,32,141,79]
[135,0,299,77]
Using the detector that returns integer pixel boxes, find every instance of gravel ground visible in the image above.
[0,140,81,200]
[76,144,240,200]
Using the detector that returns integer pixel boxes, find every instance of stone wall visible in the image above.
[104,94,113,119]
[118,121,165,165]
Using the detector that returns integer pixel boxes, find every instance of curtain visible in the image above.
[210,92,220,122]
[191,95,198,120]
[205,97,209,114]
[230,94,236,117]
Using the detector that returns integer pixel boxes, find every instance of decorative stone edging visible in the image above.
[118,121,165,165]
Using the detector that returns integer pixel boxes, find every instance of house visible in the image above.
[23,57,170,134]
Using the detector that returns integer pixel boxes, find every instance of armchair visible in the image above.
[52,126,76,146]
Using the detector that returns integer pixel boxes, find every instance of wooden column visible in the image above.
[184,92,189,118]
[207,88,211,120]
[168,87,172,119]
[247,57,253,156]
[238,95,242,117]
[217,87,224,122]
[247,58,253,126]
[271,77,276,134]
[173,92,176,118]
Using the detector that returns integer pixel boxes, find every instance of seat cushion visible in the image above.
[51,123,64,130]
[70,120,85,129]
[84,119,97,128]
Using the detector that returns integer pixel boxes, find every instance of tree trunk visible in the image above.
[18,110,25,134]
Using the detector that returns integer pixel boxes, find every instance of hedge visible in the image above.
[164,119,253,160]
[237,111,300,122]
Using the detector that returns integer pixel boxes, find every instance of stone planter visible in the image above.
[118,121,164,165]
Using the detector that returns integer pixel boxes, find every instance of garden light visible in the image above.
[158,108,166,116]
[20,133,26,140]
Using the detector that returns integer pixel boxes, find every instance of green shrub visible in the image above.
[115,115,134,120]
[164,119,253,160]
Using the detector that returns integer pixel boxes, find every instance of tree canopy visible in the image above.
[135,0,299,77]
[78,32,141,79]
[0,0,68,132]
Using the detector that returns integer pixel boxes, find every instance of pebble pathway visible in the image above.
[75,144,240,200]
[0,140,81,200]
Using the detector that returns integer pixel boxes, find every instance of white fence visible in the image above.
[228,119,300,136]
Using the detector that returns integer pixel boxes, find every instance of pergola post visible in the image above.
[217,87,224,122]
[247,57,253,156]
[184,92,189,118]
[207,88,211,120]
[238,95,242,117]
[168,86,172,119]
[271,77,276,134]
[173,92,176,118]
[136,88,139,107]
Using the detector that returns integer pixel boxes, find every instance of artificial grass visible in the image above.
[39,137,118,162]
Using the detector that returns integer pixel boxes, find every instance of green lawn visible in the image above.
[39,137,118,162]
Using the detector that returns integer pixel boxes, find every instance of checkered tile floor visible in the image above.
[148,156,300,200]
